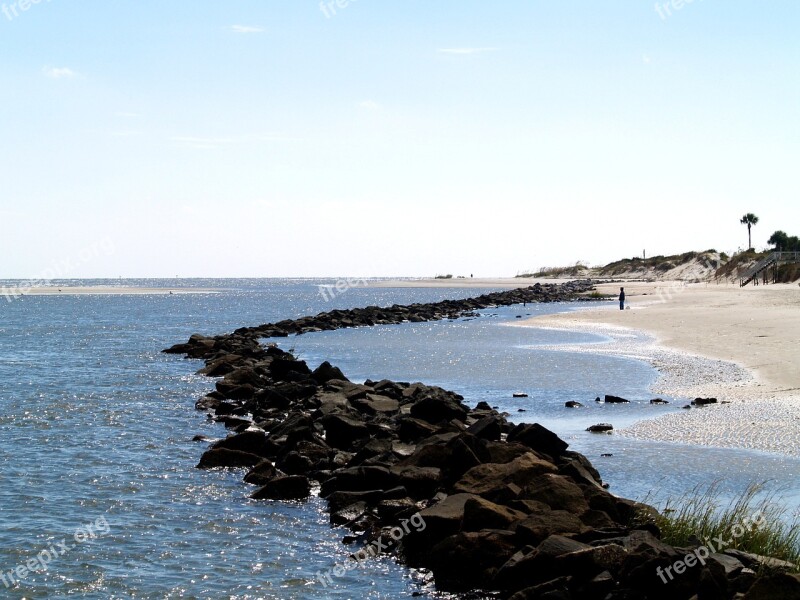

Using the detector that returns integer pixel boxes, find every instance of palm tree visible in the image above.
[740,213,759,250]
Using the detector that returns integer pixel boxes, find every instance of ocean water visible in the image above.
[1,279,798,599]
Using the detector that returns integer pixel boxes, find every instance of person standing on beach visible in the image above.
[619,287,625,310]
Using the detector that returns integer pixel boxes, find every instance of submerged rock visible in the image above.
[604,395,630,404]
[586,423,614,433]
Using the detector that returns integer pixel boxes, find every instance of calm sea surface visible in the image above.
[1,279,798,599]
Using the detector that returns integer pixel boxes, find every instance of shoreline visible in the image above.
[511,281,800,456]
[163,281,800,598]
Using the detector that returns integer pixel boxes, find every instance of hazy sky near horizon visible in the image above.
[1,1,798,278]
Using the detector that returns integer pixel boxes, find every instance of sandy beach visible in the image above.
[512,281,800,455]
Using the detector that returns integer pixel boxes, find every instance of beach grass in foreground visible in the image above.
[642,481,800,571]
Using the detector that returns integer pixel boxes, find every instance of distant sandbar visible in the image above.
[2,286,220,297]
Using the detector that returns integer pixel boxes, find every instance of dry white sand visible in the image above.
[512,281,800,456]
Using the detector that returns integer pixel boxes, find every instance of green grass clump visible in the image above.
[586,291,606,299]
[641,481,800,570]
[528,263,589,278]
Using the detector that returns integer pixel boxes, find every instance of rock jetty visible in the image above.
[164,281,596,349]
[164,284,800,599]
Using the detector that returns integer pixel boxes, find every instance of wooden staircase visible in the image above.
[740,251,800,286]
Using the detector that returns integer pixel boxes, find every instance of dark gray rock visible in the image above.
[586,423,614,433]
[322,414,370,450]
[243,460,279,485]
[311,361,349,384]
[453,453,557,501]
[604,395,630,404]
[507,423,569,458]
[251,475,311,500]
[197,448,264,469]
[692,397,719,406]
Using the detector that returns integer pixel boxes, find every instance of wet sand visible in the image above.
[512,281,800,456]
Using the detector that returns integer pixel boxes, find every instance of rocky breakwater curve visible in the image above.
[162,288,800,599]
[167,280,597,345]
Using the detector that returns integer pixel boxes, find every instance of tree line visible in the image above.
[767,230,800,252]
[739,213,799,252]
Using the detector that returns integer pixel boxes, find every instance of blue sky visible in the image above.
[1,1,798,277]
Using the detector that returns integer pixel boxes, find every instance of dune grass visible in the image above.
[640,481,800,570]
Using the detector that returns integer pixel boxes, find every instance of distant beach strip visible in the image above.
[1,285,221,298]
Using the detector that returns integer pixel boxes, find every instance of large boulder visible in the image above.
[197,448,264,469]
[514,508,586,546]
[507,423,569,458]
[390,465,443,499]
[243,460,279,485]
[215,381,256,400]
[417,493,476,542]
[427,530,518,591]
[322,414,370,450]
[462,496,528,531]
[521,473,590,514]
[467,415,504,441]
[553,542,629,577]
[350,393,400,415]
[410,395,469,424]
[320,466,398,496]
[485,441,536,465]
[493,547,546,591]
[454,453,557,502]
[397,417,439,442]
[269,357,312,381]
[211,430,272,457]
[311,361,349,384]
[251,475,311,500]
[743,573,800,599]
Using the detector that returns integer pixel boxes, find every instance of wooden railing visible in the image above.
[740,251,800,286]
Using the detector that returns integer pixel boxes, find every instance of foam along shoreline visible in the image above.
[2,286,221,297]
[510,281,800,456]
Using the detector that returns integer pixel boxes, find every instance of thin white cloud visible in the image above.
[230,25,264,34]
[115,112,141,118]
[43,66,77,79]
[642,54,652,64]
[437,47,497,55]
[358,100,380,111]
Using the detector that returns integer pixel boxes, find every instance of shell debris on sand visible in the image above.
[511,315,800,456]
